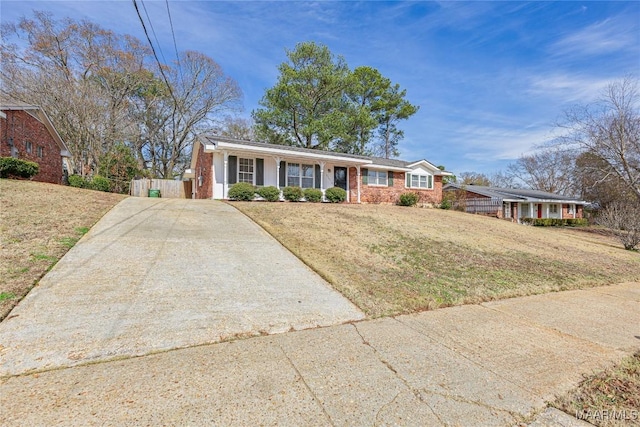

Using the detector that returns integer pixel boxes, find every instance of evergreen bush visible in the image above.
[324,186,347,203]
[228,182,256,201]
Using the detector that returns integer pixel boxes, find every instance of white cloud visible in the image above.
[551,15,638,58]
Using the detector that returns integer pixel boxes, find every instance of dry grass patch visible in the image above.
[552,352,640,426]
[232,202,640,317]
[0,179,126,320]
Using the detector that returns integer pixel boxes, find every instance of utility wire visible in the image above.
[132,0,176,105]
[140,0,168,68]
[165,0,183,82]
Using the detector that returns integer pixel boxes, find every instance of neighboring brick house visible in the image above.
[0,98,71,184]
[184,136,452,204]
[443,183,586,223]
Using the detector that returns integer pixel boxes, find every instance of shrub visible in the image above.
[523,217,589,227]
[282,186,303,202]
[398,192,419,207]
[303,188,323,203]
[439,198,452,210]
[228,182,256,201]
[0,157,39,179]
[90,175,111,192]
[68,174,89,188]
[257,186,280,202]
[325,186,347,203]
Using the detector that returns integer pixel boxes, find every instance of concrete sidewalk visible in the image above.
[1,282,637,426]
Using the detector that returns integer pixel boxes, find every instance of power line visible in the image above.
[165,0,182,82]
[132,0,176,105]
[140,0,168,67]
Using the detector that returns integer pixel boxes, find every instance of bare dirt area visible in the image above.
[0,179,126,320]
[232,202,640,317]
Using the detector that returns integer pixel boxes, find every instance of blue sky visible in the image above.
[2,1,639,175]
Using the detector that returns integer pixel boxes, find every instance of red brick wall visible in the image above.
[193,142,213,199]
[561,204,584,219]
[348,168,443,204]
[0,110,63,184]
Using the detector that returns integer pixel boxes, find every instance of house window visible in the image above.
[367,170,388,186]
[37,146,43,158]
[26,141,32,154]
[567,204,575,214]
[238,158,254,183]
[408,173,433,189]
[550,204,558,214]
[287,163,315,188]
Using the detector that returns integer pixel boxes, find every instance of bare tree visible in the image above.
[216,116,254,140]
[458,171,491,186]
[1,12,151,174]
[2,12,243,179]
[560,77,640,202]
[597,200,640,250]
[136,51,242,178]
[507,146,577,196]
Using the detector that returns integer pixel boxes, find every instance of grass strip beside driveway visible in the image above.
[232,202,640,317]
[0,179,126,320]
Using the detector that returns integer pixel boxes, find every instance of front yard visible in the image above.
[233,202,640,317]
[0,179,126,320]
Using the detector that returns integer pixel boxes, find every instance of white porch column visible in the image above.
[273,156,281,189]
[318,161,325,198]
[356,165,361,204]
[211,154,215,200]
[223,151,229,199]
[546,204,549,219]
[529,203,534,218]
[572,204,576,219]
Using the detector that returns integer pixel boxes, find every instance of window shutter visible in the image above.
[388,171,393,187]
[314,164,321,189]
[228,156,237,184]
[256,158,264,186]
[279,161,286,188]
[406,173,411,187]
[362,168,368,185]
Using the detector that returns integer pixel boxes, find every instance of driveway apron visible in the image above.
[0,198,364,376]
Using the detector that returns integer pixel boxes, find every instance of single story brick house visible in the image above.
[185,135,452,204]
[443,183,586,223]
[0,97,71,184]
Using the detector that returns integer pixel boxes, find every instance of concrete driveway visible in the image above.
[0,198,364,376]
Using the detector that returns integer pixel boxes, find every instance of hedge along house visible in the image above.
[185,135,452,204]
[443,183,586,223]
[0,97,71,184]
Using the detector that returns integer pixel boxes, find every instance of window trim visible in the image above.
[286,162,315,188]
[406,173,433,190]
[366,170,388,186]
[238,157,254,184]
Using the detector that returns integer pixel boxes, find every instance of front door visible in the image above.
[537,204,543,218]
[334,167,347,190]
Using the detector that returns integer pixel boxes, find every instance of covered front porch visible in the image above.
[188,137,373,202]
[512,201,580,223]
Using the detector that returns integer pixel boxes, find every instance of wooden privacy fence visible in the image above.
[455,198,502,215]
[130,179,192,199]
